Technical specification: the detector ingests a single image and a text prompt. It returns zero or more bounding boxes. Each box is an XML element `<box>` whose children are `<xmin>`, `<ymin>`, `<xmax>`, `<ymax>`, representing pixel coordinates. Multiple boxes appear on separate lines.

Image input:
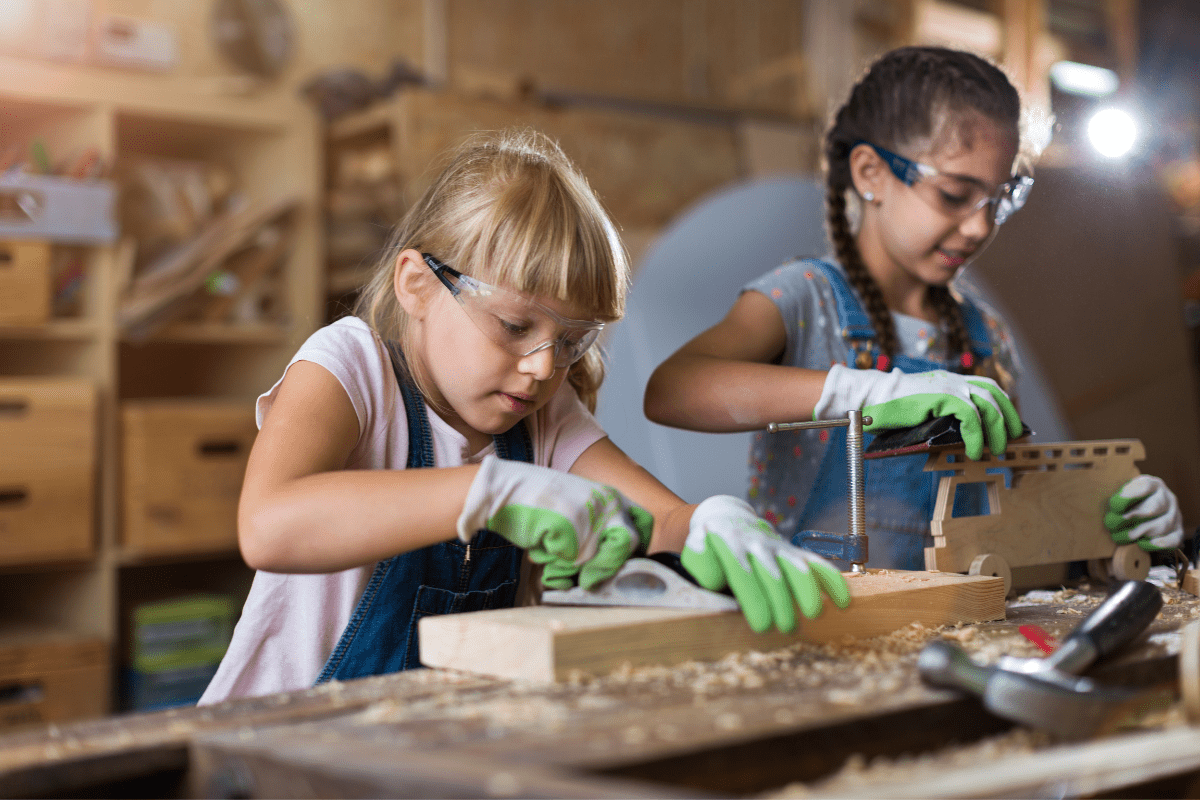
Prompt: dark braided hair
<box><xmin>824</xmin><ymin>46</ymin><xmax>1020</xmax><ymax>372</ymax></box>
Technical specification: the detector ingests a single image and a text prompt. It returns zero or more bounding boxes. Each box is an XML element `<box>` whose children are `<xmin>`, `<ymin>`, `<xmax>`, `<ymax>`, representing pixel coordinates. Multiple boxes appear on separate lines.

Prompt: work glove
<box><xmin>680</xmin><ymin>495</ymin><xmax>851</xmax><ymax>633</ymax></box>
<box><xmin>814</xmin><ymin>364</ymin><xmax>1023</xmax><ymax>461</ymax></box>
<box><xmin>458</xmin><ymin>454</ymin><xmax>653</xmax><ymax>590</ymax></box>
<box><xmin>1104</xmin><ymin>475</ymin><xmax>1183</xmax><ymax>552</ymax></box>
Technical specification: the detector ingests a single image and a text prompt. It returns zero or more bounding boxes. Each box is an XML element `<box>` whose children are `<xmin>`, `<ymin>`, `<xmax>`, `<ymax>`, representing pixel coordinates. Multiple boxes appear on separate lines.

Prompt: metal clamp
<box><xmin>767</xmin><ymin>411</ymin><xmax>871</xmax><ymax>572</ymax></box>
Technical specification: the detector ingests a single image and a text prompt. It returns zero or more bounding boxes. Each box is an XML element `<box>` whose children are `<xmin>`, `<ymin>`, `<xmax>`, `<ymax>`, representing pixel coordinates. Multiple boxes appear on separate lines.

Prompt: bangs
<box><xmin>447</xmin><ymin>156</ymin><xmax>628</xmax><ymax>322</ymax></box>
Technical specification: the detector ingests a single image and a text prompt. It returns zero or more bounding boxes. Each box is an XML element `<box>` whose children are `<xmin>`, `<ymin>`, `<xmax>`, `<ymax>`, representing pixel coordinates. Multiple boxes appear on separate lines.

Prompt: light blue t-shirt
<box><xmin>741</xmin><ymin>257</ymin><xmax>1020</xmax><ymax>542</ymax></box>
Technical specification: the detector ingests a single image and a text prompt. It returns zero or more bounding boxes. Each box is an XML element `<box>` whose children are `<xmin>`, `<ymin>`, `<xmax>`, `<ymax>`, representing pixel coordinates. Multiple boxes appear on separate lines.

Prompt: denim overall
<box><xmin>315</xmin><ymin>357</ymin><xmax>532</xmax><ymax>682</ymax></box>
<box><xmin>792</xmin><ymin>259</ymin><xmax>994</xmax><ymax>570</ymax></box>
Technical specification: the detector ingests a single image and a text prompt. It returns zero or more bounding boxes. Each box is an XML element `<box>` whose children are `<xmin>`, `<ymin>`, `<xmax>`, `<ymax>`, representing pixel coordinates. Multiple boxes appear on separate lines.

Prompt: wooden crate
<box><xmin>121</xmin><ymin>400</ymin><xmax>257</xmax><ymax>556</ymax></box>
<box><xmin>0</xmin><ymin>240</ymin><xmax>51</xmax><ymax>325</ymax></box>
<box><xmin>0</xmin><ymin>629</ymin><xmax>109</xmax><ymax>732</ymax></box>
<box><xmin>0</xmin><ymin>378</ymin><xmax>97</xmax><ymax>565</ymax></box>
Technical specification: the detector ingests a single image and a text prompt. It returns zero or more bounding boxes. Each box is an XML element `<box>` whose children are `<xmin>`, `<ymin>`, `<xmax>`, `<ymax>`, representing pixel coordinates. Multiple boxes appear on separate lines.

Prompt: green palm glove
<box><xmin>680</xmin><ymin>495</ymin><xmax>850</xmax><ymax>633</ymax></box>
<box><xmin>814</xmin><ymin>364</ymin><xmax>1022</xmax><ymax>460</ymax></box>
<box><xmin>1104</xmin><ymin>475</ymin><xmax>1183</xmax><ymax>552</ymax></box>
<box><xmin>458</xmin><ymin>455</ymin><xmax>654</xmax><ymax>589</ymax></box>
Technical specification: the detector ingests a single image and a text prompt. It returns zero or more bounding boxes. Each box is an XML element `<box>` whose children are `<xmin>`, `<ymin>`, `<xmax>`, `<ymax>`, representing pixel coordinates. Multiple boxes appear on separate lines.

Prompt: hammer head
<box><xmin>918</xmin><ymin>640</ymin><xmax>1169</xmax><ymax>739</ymax></box>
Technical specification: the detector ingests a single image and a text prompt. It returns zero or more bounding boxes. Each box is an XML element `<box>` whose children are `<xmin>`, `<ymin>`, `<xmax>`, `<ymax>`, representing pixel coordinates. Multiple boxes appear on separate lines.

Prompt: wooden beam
<box><xmin>419</xmin><ymin>570</ymin><xmax>1005</xmax><ymax>682</ymax></box>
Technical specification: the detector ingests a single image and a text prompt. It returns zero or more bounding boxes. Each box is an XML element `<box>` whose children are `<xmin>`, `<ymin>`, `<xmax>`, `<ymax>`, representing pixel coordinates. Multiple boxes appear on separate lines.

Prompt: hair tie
<box><xmin>875</xmin><ymin>354</ymin><xmax>891</xmax><ymax>371</ymax></box>
<box><xmin>960</xmin><ymin>352</ymin><xmax>975</xmax><ymax>370</ymax></box>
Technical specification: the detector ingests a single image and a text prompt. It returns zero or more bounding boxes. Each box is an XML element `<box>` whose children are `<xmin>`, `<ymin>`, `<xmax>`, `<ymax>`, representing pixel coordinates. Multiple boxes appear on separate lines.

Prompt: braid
<box><xmin>826</xmin><ymin>185</ymin><xmax>899</xmax><ymax>360</ymax></box>
<box><xmin>822</xmin><ymin>46</ymin><xmax>1020</xmax><ymax>368</ymax></box>
<box><xmin>928</xmin><ymin>285</ymin><xmax>971</xmax><ymax>367</ymax></box>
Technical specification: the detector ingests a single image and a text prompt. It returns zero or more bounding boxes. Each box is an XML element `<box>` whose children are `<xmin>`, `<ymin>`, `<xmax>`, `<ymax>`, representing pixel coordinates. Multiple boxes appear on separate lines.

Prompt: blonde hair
<box><xmin>354</xmin><ymin>128</ymin><xmax>629</xmax><ymax>412</ymax></box>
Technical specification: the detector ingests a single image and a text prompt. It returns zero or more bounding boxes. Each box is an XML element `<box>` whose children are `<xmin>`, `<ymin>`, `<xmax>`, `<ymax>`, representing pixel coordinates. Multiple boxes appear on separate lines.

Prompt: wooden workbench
<box><xmin>2</xmin><ymin>578</ymin><xmax>1199</xmax><ymax>799</ymax></box>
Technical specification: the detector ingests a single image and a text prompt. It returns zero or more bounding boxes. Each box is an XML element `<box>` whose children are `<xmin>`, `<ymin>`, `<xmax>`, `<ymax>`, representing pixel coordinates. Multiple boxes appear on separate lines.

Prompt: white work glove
<box><xmin>680</xmin><ymin>496</ymin><xmax>850</xmax><ymax>633</ymax></box>
<box><xmin>1104</xmin><ymin>475</ymin><xmax>1184</xmax><ymax>552</ymax></box>
<box><xmin>814</xmin><ymin>364</ymin><xmax>1023</xmax><ymax>461</ymax></box>
<box><xmin>458</xmin><ymin>454</ymin><xmax>653</xmax><ymax>590</ymax></box>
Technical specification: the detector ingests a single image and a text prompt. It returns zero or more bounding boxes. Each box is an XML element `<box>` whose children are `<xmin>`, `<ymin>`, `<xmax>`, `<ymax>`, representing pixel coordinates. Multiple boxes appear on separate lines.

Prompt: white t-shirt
<box><xmin>199</xmin><ymin>317</ymin><xmax>607</xmax><ymax>704</ymax></box>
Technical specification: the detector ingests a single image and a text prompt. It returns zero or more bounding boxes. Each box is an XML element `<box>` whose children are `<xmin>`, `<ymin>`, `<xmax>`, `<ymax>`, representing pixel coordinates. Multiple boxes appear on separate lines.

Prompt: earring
<box><xmin>862</xmin><ymin>191</ymin><xmax>875</xmax><ymax>202</ymax></box>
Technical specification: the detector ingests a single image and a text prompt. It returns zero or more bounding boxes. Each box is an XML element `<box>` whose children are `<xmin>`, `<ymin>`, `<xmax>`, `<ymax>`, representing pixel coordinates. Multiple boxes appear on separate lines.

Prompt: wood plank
<box><xmin>1184</xmin><ymin>569</ymin><xmax>1199</xmax><ymax>598</ymax></box>
<box><xmin>814</xmin><ymin>725</ymin><xmax>1200</xmax><ymax>799</ymax></box>
<box><xmin>419</xmin><ymin>570</ymin><xmax>1005</xmax><ymax>682</ymax></box>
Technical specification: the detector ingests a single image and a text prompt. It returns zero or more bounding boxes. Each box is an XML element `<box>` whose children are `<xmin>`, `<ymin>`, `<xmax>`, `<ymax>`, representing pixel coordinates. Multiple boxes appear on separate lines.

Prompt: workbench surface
<box><xmin>2</xmin><ymin>575</ymin><xmax>1199</xmax><ymax>799</ymax></box>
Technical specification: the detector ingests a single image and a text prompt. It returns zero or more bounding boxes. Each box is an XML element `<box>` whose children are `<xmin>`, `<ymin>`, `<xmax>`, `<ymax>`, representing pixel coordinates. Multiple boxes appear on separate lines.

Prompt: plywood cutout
<box><xmin>419</xmin><ymin>570</ymin><xmax>1005</xmax><ymax>682</ymax></box>
<box><xmin>925</xmin><ymin>439</ymin><xmax>1143</xmax><ymax>578</ymax></box>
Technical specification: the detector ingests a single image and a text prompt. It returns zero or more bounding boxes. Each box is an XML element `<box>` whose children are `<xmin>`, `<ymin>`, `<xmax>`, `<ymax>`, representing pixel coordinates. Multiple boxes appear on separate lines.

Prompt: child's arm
<box><xmin>644</xmin><ymin>290</ymin><xmax>829</xmax><ymax>432</ymax></box>
<box><xmin>569</xmin><ymin>438</ymin><xmax>849</xmax><ymax>631</ymax></box>
<box><xmin>238</xmin><ymin>360</ymin><xmax>479</xmax><ymax>573</ymax></box>
<box><xmin>647</xmin><ymin>290</ymin><xmax>1023</xmax><ymax>460</ymax></box>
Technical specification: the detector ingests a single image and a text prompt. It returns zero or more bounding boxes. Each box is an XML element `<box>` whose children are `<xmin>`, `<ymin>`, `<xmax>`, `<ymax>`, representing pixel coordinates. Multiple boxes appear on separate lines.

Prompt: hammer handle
<box><xmin>1050</xmin><ymin>580</ymin><xmax>1162</xmax><ymax>673</ymax></box>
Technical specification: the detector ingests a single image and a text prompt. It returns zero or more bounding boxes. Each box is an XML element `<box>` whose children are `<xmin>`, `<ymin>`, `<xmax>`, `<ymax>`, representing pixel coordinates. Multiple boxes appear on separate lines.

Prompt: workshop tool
<box><xmin>768</xmin><ymin>409</ymin><xmax>869</xmax><ymax>571</ymax></box>
<box><xmin>918</xmin><ymin>580</ymin><xmax>1167</xmax><ymax>738</ymax></box>
<box><xmin>864</xmin><ymin>414</ymin><xmax>1033</xmax><ymax>459</ymax></box>
<box><xmin>542</xmin><ymin>553</ymin><xmax>740</xmax><ymax>611</ymax></box>
<box><xmin>998</xmin><ymin>579</ymin><xmax>1162</xmax><ymax>676</ymax></box>
<box><xmin>918</xmin><ymin>639</ymin><xmax>1168</xmax><ymax>739</ymax></box>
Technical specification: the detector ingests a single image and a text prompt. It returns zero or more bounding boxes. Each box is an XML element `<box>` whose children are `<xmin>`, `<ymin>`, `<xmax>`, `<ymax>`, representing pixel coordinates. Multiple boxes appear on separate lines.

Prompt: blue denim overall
<box><xmin>315</xmin><ymin>361</ymin><xmax>532</xmax><ymax>682</ymax></box>
<box><xmin>792</xmin><ymin>259</ymin><xmax>994</xmax><ymax>570</ymax></box>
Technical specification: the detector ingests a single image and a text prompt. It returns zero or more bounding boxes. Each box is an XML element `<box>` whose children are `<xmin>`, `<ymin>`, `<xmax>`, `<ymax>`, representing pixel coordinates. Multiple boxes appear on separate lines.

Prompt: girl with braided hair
<box><xmin>646</xmin><ymin>46</ymin><xmax>1183</xmax><ymax>569</ymax></box>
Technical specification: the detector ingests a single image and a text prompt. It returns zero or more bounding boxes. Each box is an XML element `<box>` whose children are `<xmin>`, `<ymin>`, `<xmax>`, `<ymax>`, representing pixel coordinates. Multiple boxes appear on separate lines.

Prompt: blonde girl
<box><xmin>201</xmin><ymin>129</ymin><xmax>849</xmax><ymax>704</ymax></box>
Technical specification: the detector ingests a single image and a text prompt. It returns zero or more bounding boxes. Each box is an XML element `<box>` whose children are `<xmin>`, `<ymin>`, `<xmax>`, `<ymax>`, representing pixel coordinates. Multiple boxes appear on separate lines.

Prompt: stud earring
<box><xmin>862</xmin><ymin>191</ymin><xmax>875</xmax><ymax>202</ymax></box>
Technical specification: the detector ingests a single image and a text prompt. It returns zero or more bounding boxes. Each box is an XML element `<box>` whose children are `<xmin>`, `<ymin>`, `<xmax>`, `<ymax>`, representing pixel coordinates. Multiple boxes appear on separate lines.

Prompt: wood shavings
<box><xmin>763</xmin><ymin>728</ymin><xmax>1054</xmax><ymax>798</ymax></box>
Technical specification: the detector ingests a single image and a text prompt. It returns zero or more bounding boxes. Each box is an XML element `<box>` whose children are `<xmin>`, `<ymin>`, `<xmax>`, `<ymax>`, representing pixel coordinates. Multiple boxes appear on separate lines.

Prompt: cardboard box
<box><xmin>0</xmin><ymin>629</ymin><xmax>109</xmax><ymax>732</ymax></box>
<box><xmin>121</xmin><ymin>400</ymin><xmax>256</xmax><ymax>556</ymax></box>
<box><xmin>0</xmin><ymin>378</ymin><xmax>97</xmax><ymax>564</ymax></box>
<box><xmin>0</xmin><ymin>240</ymin><xmax>51</xmax><ymax>325</ymax></box>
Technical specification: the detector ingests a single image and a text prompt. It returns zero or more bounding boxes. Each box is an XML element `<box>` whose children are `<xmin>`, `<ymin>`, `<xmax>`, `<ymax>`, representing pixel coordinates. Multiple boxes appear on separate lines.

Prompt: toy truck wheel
<box><xmin>1110</xmin><ymin>543</ymin><xmax>1151</xmax><ymax>581</ymax></box>
<box><xmin>969</xmin><ymin>553</ymin><xmax>1012</xmax><ymax>596</ymax></box>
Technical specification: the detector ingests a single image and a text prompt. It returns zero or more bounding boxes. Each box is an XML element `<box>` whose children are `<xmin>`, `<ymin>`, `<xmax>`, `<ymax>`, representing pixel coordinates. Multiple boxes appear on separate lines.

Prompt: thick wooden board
<box><xmin>926</xmin><ymin>440</ymin><xmax>1142</xmax><ymax>573</ymax></box>
<box><xmin>1184</xmin><ymin>569</ymin><xmax>1199</xmax><ymax>598</ymax></box>
<box><xmin>419</xmin><ymin>570</ymin><xmax>1005</xmax><ymax>682</ymax></box>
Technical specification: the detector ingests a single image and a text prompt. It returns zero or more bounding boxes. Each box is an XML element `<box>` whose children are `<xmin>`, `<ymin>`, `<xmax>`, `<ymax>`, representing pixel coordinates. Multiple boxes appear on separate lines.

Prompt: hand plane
<box><xmin>541</xmin><ymin>552</ymin><xmax>739</xmax><ymax>611</ymax></box>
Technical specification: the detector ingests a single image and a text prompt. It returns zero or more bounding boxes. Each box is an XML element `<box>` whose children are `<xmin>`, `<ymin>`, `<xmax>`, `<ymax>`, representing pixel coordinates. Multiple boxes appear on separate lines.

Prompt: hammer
<box><xmin>918</xmin><ymin>581</ymin><xmax>1168</xmax><ymax>739</ymax></box>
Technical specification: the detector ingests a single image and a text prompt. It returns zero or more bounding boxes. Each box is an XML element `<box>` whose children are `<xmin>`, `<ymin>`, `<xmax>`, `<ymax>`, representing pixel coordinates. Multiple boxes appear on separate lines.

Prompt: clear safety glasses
<box><xmin>423</xmin><ymin>253</ymin><xmax>604</xmax><ymax>368</ymax></box>
<box><xmin>858</xmin><ymin>141</ymin><xmax>1034</xmax><ymax>226</ymax></box>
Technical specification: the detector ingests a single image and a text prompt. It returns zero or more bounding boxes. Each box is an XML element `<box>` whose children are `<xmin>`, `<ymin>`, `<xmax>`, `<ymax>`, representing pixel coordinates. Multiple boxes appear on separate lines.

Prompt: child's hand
<box><xmin>458</xmin><ymin>455</ymin><xmax>653</xmax><ymax>590</ymax></box>
<box><xmin>815</xmin><ymin>364</ymin><xmax>1023</xmax><ymax>460</ymax></box>
<box><xmin>1105</xmin><ymin>475</ymin><xmax>1183</xmax><ymax>552</ymax></box>
<box><xmin>681</xmin><ymin>495</ymin><xmax>850</xmax><ymax>633</ymax></box>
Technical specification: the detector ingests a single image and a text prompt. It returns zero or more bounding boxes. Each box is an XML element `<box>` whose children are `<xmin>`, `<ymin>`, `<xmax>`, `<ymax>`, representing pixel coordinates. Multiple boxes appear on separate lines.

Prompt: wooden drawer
<box><xmin>0</xmin><ymin>240</ymin><xmax>51</xmax><ymax>325</ymax></box>
<box><xmin>0</xmin><ymin>630</ymin><xmax>109</xmax><ymax>732</ymax></box>
<box><xmin>0</xmin><ymin>378</ymin><xmax>97</xmax><ymax>565</ymax></box>
<box><xmin>122</xmin><ymin>400</ymin><xmax>257</xmax><ymax>556</ymax></box>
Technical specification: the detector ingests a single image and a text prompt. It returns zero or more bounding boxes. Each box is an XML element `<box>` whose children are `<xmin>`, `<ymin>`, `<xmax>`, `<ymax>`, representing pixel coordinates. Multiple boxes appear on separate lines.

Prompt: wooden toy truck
<box><xmin>923</xmin><ymin>439</ymin><xmax>1149</xmax><ymax>594</ymax></box>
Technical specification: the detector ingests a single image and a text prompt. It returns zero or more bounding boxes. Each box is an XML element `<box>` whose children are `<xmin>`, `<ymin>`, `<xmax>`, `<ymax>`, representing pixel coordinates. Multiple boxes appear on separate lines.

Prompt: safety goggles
<box><xmin>857</xmin><ymin>141</ymin><xmax>1034</xmax><ymax>226</ymax></box>
<box><xmin>423</xmin><ymin>253</ymin><xmax>604</xmax><ymax>368</ymax></box>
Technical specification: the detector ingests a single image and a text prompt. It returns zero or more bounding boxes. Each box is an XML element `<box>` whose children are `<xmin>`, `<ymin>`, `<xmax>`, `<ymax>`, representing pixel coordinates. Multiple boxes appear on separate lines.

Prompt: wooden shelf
<box><xmin>0</xmin><ymin>319</ymin><xmax>101</xmax><ymax>341</ymax></box>
<box><xmin>0</xmin><ymin>52</ymin><xmax>321</xmax><ymax>724</ymax></box>
<box><xmin>124</xmin><ymin>322</ymin><xmax>290</xmax><ymax>345</ymax></box>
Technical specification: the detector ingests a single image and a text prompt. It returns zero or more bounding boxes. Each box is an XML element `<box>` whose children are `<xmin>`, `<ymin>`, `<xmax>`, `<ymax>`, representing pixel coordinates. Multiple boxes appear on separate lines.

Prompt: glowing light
<box><xmin>1050</xmin><ymin>61</ymin><xmax>1120</xmax><ymax>97</ymax></box>
<box><xmin>1087</xmin><ymin>108</ymin><xmax>1137</xmax><ymax>158</ymax></box>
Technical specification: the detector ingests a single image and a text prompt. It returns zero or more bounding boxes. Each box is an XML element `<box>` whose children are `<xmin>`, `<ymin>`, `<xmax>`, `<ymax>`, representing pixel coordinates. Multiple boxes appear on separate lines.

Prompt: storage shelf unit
<box><xmin>0</xmin><ymin>54</ymin><xmax>321</xmax><ymax>723</ymax></box>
